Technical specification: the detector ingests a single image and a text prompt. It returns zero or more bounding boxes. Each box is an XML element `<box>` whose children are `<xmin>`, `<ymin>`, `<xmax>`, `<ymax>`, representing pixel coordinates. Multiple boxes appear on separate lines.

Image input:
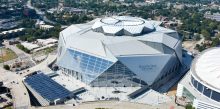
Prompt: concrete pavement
<box><xmin>31</xmin><ymin>100</ymin><xmax>184</xmax><ymax>109</ymax></box>
<box><xmin>22</xmin><ymin>53</ymin><xmax>57</xmax><ymax>76</ymax></box>
<box><xmin>1</xmin><ymin>43</ymin><xmax>36</xmax><ymax>68</ymax></box>
<box><xmin>0</xmin><ymin>53</ymin><xmax>57</xmax><ymax>109</ymax></box>
<box><xmin>0</xmin><ymin>67</ymin><xmax>30</xmax><ymax>109</ymax></box>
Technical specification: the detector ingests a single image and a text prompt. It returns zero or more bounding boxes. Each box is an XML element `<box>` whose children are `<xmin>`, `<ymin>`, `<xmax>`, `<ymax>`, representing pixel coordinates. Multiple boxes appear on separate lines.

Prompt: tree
<box><xmin>16</xmin><ymin>44</ymin><xmax>30</xmax><ymax>53</ymax></box>
<box><xmin>201</xmin><ymin>29</ymin><xmax>211</xmax><ymax>40</ymax></box>
<box><xmin>212</xmin><ymin>37</ymin><xmax>220</xmax><ymax>47</ymax></box>
<box><xmin>194</xmin><ymin>34</ymin><xmax>201</xmax><ymax>41</ymax></box>
<box><xmin>216</xmin><ymin>33</ymin><xmax>220</xmax><ymax>38</ymax></box>
<box><xmin>217</xmin><ymin>25</ymin><xmax>220</xmax><ymax>31</ymax></box>
<box><xmin>185</xmin><ymin>104</ymin><xmax>195</xmax><ymax>109</ymax></box>
<box><xmin>208</xmin><ymin>22</ymin><xmax>217</xmax><ymax>30</ymax></box>
<box><xmin>3</xmin><ymin>65</ymin><xmax>10</xmax><ymax>70</ymax></box>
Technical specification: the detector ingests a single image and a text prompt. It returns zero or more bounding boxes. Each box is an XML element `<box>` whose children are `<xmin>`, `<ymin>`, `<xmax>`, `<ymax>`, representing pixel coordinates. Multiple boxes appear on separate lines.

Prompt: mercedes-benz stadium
<box><xmin>176</xmin><ymin>47</ymin><xmax>220</xmax><ymax>108</ymax></box>
<box><xmin>56</xmin><ymin>16</ymin><xmax>182</xmax><ymax>88</ymax></box>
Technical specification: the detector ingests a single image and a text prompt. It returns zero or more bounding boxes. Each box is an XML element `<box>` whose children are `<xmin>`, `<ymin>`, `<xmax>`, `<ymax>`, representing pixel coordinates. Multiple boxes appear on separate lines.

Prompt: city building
<box><xmin>37</xmin><ymin>38</ymin><xmax>58</xmax><ymax>46</ymax></box>
<box><xmin>58</xmin><ymin>7</ymin><xmax>86</xmax><ymax>14</ymax></box>
<box><xmin>35</xmin><ymin>19</ymin><xmax>45</xmax><ymax>28</ymax></box>
<box><xmin>35</xmin><ymin>20</ymin><xmax>54</xmax><ymax>31</ymax></box>
<box><xmin>0</xmin><ymin>28</ymin><xmax>24</xmax><ymax>39</ymax></box>
<box><xmin>21</xmin><ymin>42</ymin><xmax>39</xmax><ymax>50</ymax></box>
<box><xmin>176</xmin><ymin>47</ymin><xmax>220</xmax><ymax>109</ymax></box>
<box><xmin>204</xmin><ymin>12</ymin><xmax>220</xmax><ymax>22</ymax></box>
<box><xmin>145</xmin><ymin>0</ymin><xmax>160</xmax><ymax>4</ymax></box>
<box><xmin>56</xmin><ymin>16</ymin><xmax>182</xmax><ymax>89</ymax></box>
<box><xmin>24</xmin><ymin>72</ymin><xmax>74</xmax><ymax>106</ymax></box>
<box><xmin>39</xmin><ymin>25</ymin><xmax>54</xmax><ymax>31</ymax></box>
<box><xmin>173</xmin><ymin>4</ymin><xmax>185</xmax><ymax>10</ymax></box>
<box><xmin>0</xmin><ymin>19</ymin><xmax>18</xmax><ymax>30</ymax></box>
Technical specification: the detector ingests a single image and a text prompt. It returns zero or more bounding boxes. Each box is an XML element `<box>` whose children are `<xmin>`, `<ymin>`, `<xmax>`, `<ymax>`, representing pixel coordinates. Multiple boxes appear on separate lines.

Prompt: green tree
<box><xmin>201</xmin><ymin>29</ymin><xmax>210</xmax><ymax>37</ymax></box>
<box><xmin>208</xmin><ymin>22</ymin><xmax>217</xmax><ymax>30</ymax></box>
<box><xmin>194</xmin><ymin>34</ymin><xmax>201</xmax><ymax>41</ymax></box>
<box><xmin>16</xmin><ymin>44</ymin><xmax>30</xmax><ymax>53</ymax></box>
<box><xmin>217</xmin><ymin>25</ymin><xmax>220</xmax><ymax>31</ymax></box>
<box><xmin>185</xmin><ymin>104</ymin><xmax>195</xmax><ymax>109</ymax></box>
<box><xmin>212</xmin><ymin>37</ymin><xmax>220</xmax><ymax>47</ymax></box>
<box><xmin>201</xmin><ymin>29</ymin><xmax>211</xmax><ymax>40</ymax></box>
<box><xmin>3</xmin><ymin>64</ymin><xmax>10</xmax><ymax>70</ymax></box>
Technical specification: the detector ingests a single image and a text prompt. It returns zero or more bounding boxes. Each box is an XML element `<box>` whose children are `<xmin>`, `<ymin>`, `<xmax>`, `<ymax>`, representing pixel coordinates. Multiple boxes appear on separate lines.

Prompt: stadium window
<box><xmin>172</xmin><ymin>66</ymin><xmax>175</xmax><ymax>73</ymax></box>
<box><xmin>203</xmin><ymin>86</ymin><xmax>211</xmax><ymax>98</ymax></box>
<box><xmin>211</xmin><ymin>91</ymin><xmax>220</xmax><ymax>102</ymax></box>
<box><xmin>197</xmin><ymin>82</ymin><xmax>203</xmax><ymax>93</ymax></box>
<box><xmin>193</xmin><ymin>78</ymin><xmax>198</xmax><ymax>89</ymax></box>
<box><xmin>191</xmin><ymin>76</ymin><xmax>194</xmax><ymax>85</ymax></box>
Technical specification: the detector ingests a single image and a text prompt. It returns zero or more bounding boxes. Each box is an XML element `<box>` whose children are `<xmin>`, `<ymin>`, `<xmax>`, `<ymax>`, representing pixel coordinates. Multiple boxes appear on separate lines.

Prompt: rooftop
<box><xmin>21</xmin><ymin>42</ymin><xmax>39</xmax><ymax>50</ymax></box>
<box><xmin>191</xmin><ymin>47</ymin><xmax>220</xmax><ymax>92</ymax></box>
<box><xmin>59</xmin><ymin>16</ymin><xmax>180</xmax><ymax>62</ymax></box>
<box><xmin>92</xmin><ymin>16</ymin><xmax>156</xmax><ymax>36</ymax></box>
<box><xmin>179</xmin><ymin>72</ymin><xmax>220</xmax><ymax>107</ymax></box>
<box><xmin>0</xmin><ymin>28</ymin><xmax>24</xmax><ymax>35</ymax></box>
<box><xmin>24</xmin><ymin>73</ymin><xmax>71</xmax><ymax>102</ymax></box>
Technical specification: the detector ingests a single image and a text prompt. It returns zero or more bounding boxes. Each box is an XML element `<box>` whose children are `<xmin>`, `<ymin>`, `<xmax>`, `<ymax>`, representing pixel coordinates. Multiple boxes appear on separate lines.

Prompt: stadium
<box><xmin>176</xmin><ymin>47</ymin><xmax>220</xmax><ymax>108</ymax></box>
<box><xmin>56</xmin><ymin>16</ymin><xmax>182</xmax><ymax>89</ymax></box>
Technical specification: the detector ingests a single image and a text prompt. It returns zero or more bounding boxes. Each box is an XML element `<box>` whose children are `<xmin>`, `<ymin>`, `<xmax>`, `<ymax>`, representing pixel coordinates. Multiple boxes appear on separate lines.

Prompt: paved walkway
<box><xmin>31</xmin><ymin>100</ymin><xmax>184</xmax><ymax>109</ymax></box>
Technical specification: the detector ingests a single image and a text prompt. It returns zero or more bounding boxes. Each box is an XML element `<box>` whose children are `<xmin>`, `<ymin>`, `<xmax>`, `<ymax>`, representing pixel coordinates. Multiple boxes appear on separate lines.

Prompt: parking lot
<box><xmin>0</xmin><ymin>87</ymin><xmax>13</xmax><ymax>108</ymax></box>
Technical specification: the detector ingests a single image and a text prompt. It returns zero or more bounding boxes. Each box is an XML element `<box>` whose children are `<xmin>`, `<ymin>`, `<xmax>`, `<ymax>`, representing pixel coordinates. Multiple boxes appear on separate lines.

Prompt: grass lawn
<box><xmin>0</xmin><ymin>48</ymin><xmax>17</xmax><ymax>63</ymax></box>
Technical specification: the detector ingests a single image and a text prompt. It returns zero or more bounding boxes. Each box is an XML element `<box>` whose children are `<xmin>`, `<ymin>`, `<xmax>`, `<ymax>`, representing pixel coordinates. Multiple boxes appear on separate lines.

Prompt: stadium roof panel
<box><xmin>24</xmin><ymin>73</ymin><xmax>71</xmax><ymax>102</ymax></box>
<box><xmin>92</xmin><ymin>16</ymin><xmax>155</xmax><ymax>36</ymax></box>
<box><xmin>59</xmin><ymin>16</ymin><xmax>181</xmax><ymax>62</ymax></box>
<box><xmin>192</xmin><ymin>47</ymin><xmax>220</xmax><ymax>91</ymax></box>
<box><xmin>107</xmin><ymin>40</ymin><xmax>163</xmax><ymax>56</ymax></box>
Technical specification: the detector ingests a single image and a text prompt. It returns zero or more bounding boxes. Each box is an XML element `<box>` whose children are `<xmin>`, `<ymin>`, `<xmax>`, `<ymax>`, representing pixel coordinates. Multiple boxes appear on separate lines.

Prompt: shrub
<box><xmin>16</xmin><ymin>44</ymin><xmax>30</xmax><ymax>53</ymax></box>
<box><xmin>3</xmin><ymin>64</ymin><xmax>10</xmax><ymax>70</ymax></box>
<box><xmin>185</xmin><ymin>104</ymin><xmax>195</xmax><ymax>109</ymax></box>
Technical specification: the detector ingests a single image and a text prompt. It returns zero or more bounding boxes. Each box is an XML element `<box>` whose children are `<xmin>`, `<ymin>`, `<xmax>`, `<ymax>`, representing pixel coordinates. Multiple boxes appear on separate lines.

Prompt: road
<box><xmin>0</xmin><ymin>43</ymin><xmax>36</xmax><ymax>68</ymax></box>
<box><xmin>0</xmin><ymin>66</ymin><xmax>30</xmax><ymax>109</ymax></box>
<box><xmin>21</xmin><ymin>53</ymin><xmax>57</xmax><ymax>76</ymax></box>
<box><xmin>0</xmin><ymin>53</ymin><xmax>57</xmax><ymax>109</ymax></box>
<box><xmin>26</xmin><ymin>0</ymin><xmax>56</xmax><ymax>24</ymax></box>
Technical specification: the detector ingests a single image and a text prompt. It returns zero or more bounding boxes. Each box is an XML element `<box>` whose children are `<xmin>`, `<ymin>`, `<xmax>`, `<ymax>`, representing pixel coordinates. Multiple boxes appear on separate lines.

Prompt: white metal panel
<box><xmin>118</xmin><ymin>54</ymin><xmax>172</xmax><ymax>85</ymax></box>
<box><xmin>162</xmin><ymin>34</ymin><xmax>178</xmax><ymax>49</ymax></box>
<box><xmin>107</xmin><ymin>40</ymin><xmax>162</xmax><ymax>56</ymax></box>
<box><xmin>193</xmin><ymin>48</ymin><xmax>220</xmax><ymax>92</ymax></box>
<box><xmin>66</xmin><ymin>37</ymin><xmax>107</xmax><ymax>57</ymax></box>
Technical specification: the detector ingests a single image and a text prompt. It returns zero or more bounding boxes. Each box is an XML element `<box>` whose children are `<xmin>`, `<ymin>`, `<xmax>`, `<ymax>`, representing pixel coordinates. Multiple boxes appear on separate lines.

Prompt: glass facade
<box><xmin>61</xmin><ymin>49</ymin><xmax>148</xmax><ymax>87</ymax></box>
<box><xmin>68</xmin><ymin>49</ymin><xmax>114</xmax><ymax>84</ymax></box>
<box><xmin>191</xmin><ymin>75</ymin><xmax>220</xmax><ymax>102</ymax></box>
<box><xmin>182</xmin><ymin>87</ymin><xmax>195</xmax><ymax>102</ymax></box>
<box><xmin>90</xmin><ymin>61</ymin><xmax>147</xmax><ymax>87</ymax></box>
